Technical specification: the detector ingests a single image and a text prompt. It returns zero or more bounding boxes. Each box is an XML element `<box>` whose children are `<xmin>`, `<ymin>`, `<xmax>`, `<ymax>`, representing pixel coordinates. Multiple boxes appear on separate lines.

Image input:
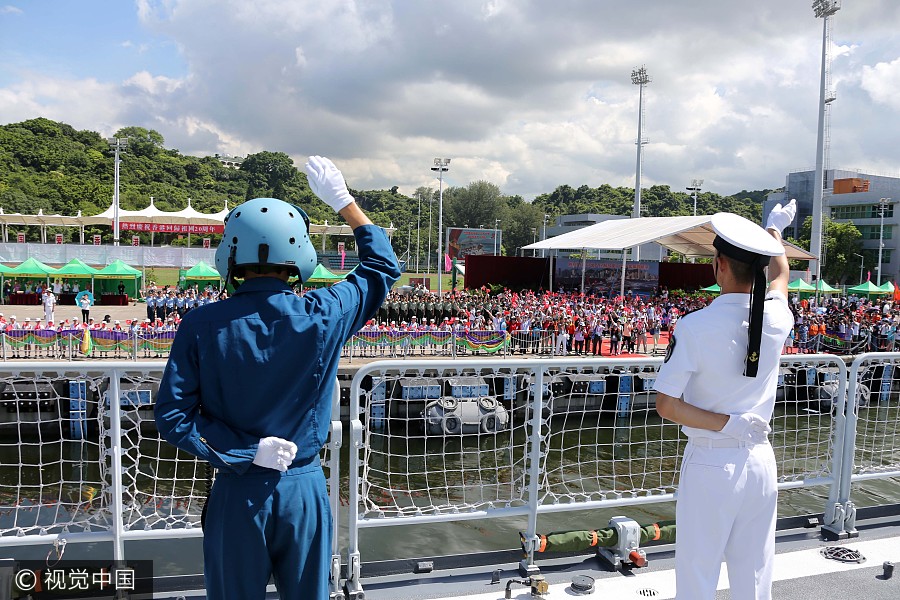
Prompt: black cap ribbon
<box><xmin>713</xmin><ymin>236</ymin><xmax>771</xmax><ymax>377</ymax></box>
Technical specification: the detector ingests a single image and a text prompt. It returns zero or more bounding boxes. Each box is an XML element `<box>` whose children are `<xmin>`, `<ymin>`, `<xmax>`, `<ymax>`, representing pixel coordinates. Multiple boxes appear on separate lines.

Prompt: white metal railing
<box><xmin>0</xmin><ymin>354</ymin><xmax>898</xmax><ymax>599</ymax></box>
<box><xmin>343</xmin><ymin>354</ymin><xmax>868</xmax><ymax>596</ymax></box>
<box><xmin>0</xmin><ymin>362</ymin><xmax>344</xmax><ymax>597</ymax></box>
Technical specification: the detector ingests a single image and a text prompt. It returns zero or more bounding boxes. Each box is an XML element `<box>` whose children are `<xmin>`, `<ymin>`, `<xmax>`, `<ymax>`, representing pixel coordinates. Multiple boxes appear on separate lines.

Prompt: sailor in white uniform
<box><xmin>653</xmin><ymin>200</ymin><xmax>796</xmax><ymax>600</ymax></box>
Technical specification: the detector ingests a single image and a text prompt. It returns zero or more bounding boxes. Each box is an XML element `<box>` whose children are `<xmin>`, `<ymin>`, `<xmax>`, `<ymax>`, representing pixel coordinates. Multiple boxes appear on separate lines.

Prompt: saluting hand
<box><xmin>766</xmin><ymin>198</ymin><xmax>797</xmax><ymax>234</ymax></box>
<box><xmin>304</xmin><ymin>155</ymin><xmax>355</xmax><ymax>213</ymax></box>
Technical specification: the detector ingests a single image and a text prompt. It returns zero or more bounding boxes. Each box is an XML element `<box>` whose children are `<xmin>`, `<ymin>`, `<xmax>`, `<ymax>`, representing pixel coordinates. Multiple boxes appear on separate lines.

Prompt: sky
<box><xmin>1</xmin><ymin>0</ymin><xmax>899</xmax><ymax>202</ymax></box>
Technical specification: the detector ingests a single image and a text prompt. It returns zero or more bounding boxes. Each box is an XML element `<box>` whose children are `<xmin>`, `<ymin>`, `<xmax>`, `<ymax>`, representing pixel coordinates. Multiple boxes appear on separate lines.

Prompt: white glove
<box><xmin>721</xmin><ymin>413</ymin><xmax>771</xmax><ymax>444</ymax></box>
<box><xmin>252</xmin><ymin>436</ymin><xmax>298</xmax><ymax>472</ymax></box>
<box><xmin>766</xmin><ymin>198</ymin><xmax>797</xmax><ymax>233</ymax></box>
<box><xmin>304</xmin><ymin>155</ymin><xmax>355</xmax><ymax>212</ymax></box>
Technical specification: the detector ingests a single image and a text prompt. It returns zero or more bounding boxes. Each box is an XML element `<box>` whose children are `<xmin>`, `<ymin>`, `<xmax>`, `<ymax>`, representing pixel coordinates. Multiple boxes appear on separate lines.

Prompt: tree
<box><xmin>792</xmin><ymin>216</ymin><xmax>863</xmax><ymax>283</ymax></box>
<box><xmin>240</xmin><ymin>151</ymin><xmax>297</xmax><ymax>200</ymax></box>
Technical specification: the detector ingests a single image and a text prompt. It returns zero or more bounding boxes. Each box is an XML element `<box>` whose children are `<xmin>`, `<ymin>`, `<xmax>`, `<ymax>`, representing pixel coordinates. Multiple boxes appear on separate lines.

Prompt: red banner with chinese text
<box><xmin>119</xmin><ymin>222</ymin><xmax>224</xmax><ymax>234</ymax></box>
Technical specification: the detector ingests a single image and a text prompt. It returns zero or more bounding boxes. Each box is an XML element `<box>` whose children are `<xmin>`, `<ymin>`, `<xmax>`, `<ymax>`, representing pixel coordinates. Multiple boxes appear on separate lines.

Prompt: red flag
<box><xmin>867</xmin><ymin>271</ymin><xmax>871</xmax><ymax>281</ymax></box>
<box><xmin>340</xmin><ymin>245</ymin><xmax>346</xmax><ymax>270</ymax></box>
<box><xmin>444</xmin><ymin>253</ymin><xmax>451</xmax><ymax>272</ymax></box>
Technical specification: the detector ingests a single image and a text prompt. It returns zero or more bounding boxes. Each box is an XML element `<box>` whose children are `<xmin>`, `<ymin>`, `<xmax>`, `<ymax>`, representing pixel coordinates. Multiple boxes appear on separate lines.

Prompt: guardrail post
<box><xmin>821</xmin><ymin>354</ymin><xmax>862</xmax><ymax>540</ymax></box>
<box><xmin>107</xmin><ymin>369</ymin><xmax>127</xmax><ymax>563</ymax></box>
<box><xmin>345</xmin><ymin>373</ymin><xmax>366</xmax><ymax>600</ymax></box>
<box><xmin>519</xmin><ymin>365</ymin><xmax>544</xmax><ymax>577</ymax></box>
<box><xmin>1</xmin><ymin>333</ymin><xmax>5</xmax><ymax>361</ymax></box>
<box><xmin>328</xmin><ymin>380</ymin><xmax>345</xmax><ymax>600</ymax></box>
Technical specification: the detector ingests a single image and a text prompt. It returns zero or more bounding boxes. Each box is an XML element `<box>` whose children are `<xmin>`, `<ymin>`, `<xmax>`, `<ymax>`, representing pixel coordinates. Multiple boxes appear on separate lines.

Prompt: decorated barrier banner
<box><xmin>352</xmin><ymin>330</ymin><xmax>509</xmax><ymax>354</ymax></box>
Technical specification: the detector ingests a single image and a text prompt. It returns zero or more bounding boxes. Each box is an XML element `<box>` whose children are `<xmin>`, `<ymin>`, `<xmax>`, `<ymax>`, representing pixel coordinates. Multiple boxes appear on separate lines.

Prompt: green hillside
<box><xmin>0</xmin><ymin>117</ymin><xmax>774</xmax><ymax>260</ymax></box>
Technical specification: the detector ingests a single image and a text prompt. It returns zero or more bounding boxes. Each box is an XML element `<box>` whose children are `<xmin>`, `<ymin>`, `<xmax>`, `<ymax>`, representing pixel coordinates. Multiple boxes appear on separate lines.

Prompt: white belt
<box><xmin>688</xmin><ymin>437</ymin><xmax>768</xmax><ymax>449</ymax></box>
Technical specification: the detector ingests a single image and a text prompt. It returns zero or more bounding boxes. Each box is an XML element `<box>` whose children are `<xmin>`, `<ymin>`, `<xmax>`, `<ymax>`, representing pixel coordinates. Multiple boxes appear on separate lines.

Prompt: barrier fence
<box><xmin>0</xmin><ymin>354</ymin><xmax>897</xmax><ymax>599</ymax></box>
<box><xmin>1</xmin><ymin>329</ymin><xmax>892</xmax><ymax>362</ymax></box>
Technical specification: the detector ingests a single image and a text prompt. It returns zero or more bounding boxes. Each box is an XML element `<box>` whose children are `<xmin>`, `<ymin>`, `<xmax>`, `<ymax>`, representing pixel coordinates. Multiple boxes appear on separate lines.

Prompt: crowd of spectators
<box><xmin>2</xmin><ymin>277</ymin><xmax>898</xmax><ymax>358</ymax></box>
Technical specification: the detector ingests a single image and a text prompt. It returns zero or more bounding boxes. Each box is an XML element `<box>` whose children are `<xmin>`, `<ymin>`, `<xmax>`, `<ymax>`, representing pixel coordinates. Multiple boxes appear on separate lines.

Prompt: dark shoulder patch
<box><xmin>664</xmin><ymin>335</ymin><xmax>677</xmax><ymax>363</ymax></box>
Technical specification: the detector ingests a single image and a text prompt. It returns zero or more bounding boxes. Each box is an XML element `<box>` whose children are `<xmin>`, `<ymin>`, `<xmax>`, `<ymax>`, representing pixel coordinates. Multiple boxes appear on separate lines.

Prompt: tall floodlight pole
<box><xmin>687</xmin><ymin>179</ymin><xmax>704</xmax><ymax>216</ymax></box>
<box><xmin>810</xmin><ymin>0</ymin><xmax>841</xmax><ymax>291</ymax></box>
<box><xmin>877</xmin><ymin>198</ymin><xmax>893</xmax><ymax>285</ymax></box>
<box><xmin>108</xmin><ymin>137</ymin><xmax>129</xmax><ymax>246</ymax></box>
<box><xmin>853</xmin><ymin>252</ymin><xmax>864</xmax><ymax>285</ymax></box>
<box><xmin>431</xmin><ymin>158</ymin><xmax>451</xmax><ymax>297</ymax></box>
<box><xmin>494</xmin><ymin>219</ymin><xmax>501</xmax><ymax>255</ymax></box>
<box><xmin>426</xmin><ymin>194</ymin><xmax>433</xmax><ymax>278</ymax></box>
<box><xmin>416</xmin><ymin>190</ymin><xmax>422</xmax><ymax>273</ymax></box>
<box><xmin>631</xmin><ymin>66</ymin><xmax>651</xmax><ymax>261</ymax></box>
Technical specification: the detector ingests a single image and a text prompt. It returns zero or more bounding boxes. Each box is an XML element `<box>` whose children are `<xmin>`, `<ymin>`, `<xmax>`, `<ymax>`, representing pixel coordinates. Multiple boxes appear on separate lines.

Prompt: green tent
<box><xmin>700</xmin><ymin>283</ymin><xmax>720</xmax><ymax>293</ymax></box>
<box><xmin>8</xmin><ymin>257</ymin><xmax>57</xmax><ymax>277</ymax></box>
<box><xmin>878</xmin><ymin>281</ymin><xmax>895</xmax><ymax>294</ymax></box>
<box><xmin>787</xmin><ymin>278</ymin><xmax>816</xmax><ymax>292</ymax></box>
<box><xmin>184</xmin><ymin>261</ymin><xmax>221</xmax><ymax>280</ymax></box>
<box><xmin>53</xmin><ymin>258</ymin><xmax>99</xmax><ymax>277</ymax></box>
<box><xmin>306</xmin><ymin>264</ymin><xmax>346</xmax><ymax>287</ymax></box>
<box><xmin>848</xmin><ymin>280</ymin><xmax>891</xmax><ymax>296</ymax></box>
<box><xmin>93</xmin><ymin>260</ymin><xmax>142</xmax><ymax>297</ymax></box>
<box><xmin>813</xmin><ymin>280</ymin><xmax>840</xmax><ymax>294</ymax></box>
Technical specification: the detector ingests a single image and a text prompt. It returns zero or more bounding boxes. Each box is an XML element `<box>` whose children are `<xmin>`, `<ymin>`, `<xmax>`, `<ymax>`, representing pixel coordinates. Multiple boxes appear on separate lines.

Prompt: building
<box><xmin>764</xmin><ymin>169</ymin><xmax>900</xmax><ymax>282</ymax></box>
<box><xmin>215</xmin><ymin>154</ymin><xmax>245</xmax><ymax>169</ymax></box>
<box><xmin>543</xmin><ymin>213</ymin><xmax>665</xmax><ymax>261</ymax></box>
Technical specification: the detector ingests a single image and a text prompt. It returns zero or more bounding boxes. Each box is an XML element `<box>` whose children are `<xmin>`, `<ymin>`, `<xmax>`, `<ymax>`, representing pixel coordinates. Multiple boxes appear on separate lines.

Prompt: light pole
<box><xmin>415</xmin><ymin>190</ymin><xmax>422</xmax><ymax>273</ymax></box>
<box><xmin>431</xmin><ymin>158</ymin><xmax>450</xmax><ymax>297</ymax></box>
<box><xmin>108</xmin><ymin>137</ymin><xmax>129</xmax><ymax>246</ymax></box>
<box><xmin>853</xmin><ymin>252</ymin><xmax>864</xmax><ymax>284</ymax></box>
<box><xmin>494</xmin><ymin>219</ymin><xmax>501</xmax><ymax>255</ymax></box>
<box><xmin>631</xmin><ymin>66</ymin><xmax>651</xmax><ymax>261</ymax></box>
<box><xmin>810</xmin><ymin>0</ymin><xmax>841</xmax><ymax>285</ymax></box>
<box><xmin>877</xmin><ymin>197</ymin><xmax>893</xmax><ymax>286</ymax></box>
<box><xmin>687</xmin><ymin>179</ymin><xmax>703</xmax><ymax>216</ymax></box>
<box><xmin>542</xmin><ymin>214</ymin><xmax>550</xmax><ymax>258</ymax></box>
<box><xmin>426</xmin><ymin>193</ymin><xmax>433</xmax><ymax>278</ymax></box>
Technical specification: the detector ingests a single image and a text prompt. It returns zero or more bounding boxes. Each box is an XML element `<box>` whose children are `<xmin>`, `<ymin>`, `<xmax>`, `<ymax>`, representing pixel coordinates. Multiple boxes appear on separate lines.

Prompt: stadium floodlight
<box><xmin>107</xmin><ymin>137</ymin><xmax>129</xmax><ymax>246</ymax></box>
<box><xmin>631</xmin><ymin>66</ymin><xmax>651</xmax><ymax>260</ymax></box>
<box><xmin>686</xmin><ymin>179</ymin><xmax>704</xmax><ymax>216</ymax></box>
<box><xmin>431</xmin><ymin>158</ymin><xmax>451</xmax><ymax>297</ymax></box>
<box><xmin>812</xmin><ymin>0</ymin><xmax>841</xmax><ymax>18</ymax></box>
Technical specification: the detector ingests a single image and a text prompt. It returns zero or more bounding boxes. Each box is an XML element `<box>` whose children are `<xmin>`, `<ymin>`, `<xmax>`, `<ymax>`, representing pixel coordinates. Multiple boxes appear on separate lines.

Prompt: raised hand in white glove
<box><xmin>304</xmin><ymin>155</ymin><xmax>355</xmax><ymax>213</ymax></box>
<box><xmin>720</xmin><ymin>413</ymin><xmax>771</xmax><ymax>444</ymax></box>
<box><xmin>766</xmin><ymin>198</ymin><xmax>797</xmax><ymax>234</ymax></box>
<box><xmin>252</xmin><ymin>436</ymin><xmax>298</xmax><ymax>472</ymax></box>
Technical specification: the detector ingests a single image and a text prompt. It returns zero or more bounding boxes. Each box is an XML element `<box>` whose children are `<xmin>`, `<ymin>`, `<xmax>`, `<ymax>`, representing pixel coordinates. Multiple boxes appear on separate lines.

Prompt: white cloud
<box><xmin>0</xmin><ymin>5</ymin><xmax>22</xmax><ymax>15</ymax></box>
<box><xmin>2</xmin><ymin>0</ymin><xmax>899</xmax><ymax>201</ymax></box>
<box><xmin>860</xmin><ymin>57</ymin><xmax>900</xmax><ymax>110</ymax></box>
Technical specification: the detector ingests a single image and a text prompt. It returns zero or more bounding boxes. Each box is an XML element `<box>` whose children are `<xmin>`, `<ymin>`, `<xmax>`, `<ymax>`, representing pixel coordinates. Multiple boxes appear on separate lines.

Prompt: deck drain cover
<box><xmin>570</xmin><ymin>575</ymin><xmax>595</xmax><ymax>594</ymax></box>
<box><xmin>820</xmin><ymin>546</ymin><xmax>866</xmax><ymax>564</ymax></box>
<box><xmin>636</xmin><ymin>589</ymin><xmax>659</xmax><ymax>597</ymax></box>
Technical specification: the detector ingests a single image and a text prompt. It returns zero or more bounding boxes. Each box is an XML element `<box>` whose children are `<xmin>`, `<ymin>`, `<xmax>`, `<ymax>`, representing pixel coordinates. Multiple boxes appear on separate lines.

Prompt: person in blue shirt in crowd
<box><xmin>154</xmin><ymin>156</ymin><xmax>400</xmax><ymax>600</ymax></box>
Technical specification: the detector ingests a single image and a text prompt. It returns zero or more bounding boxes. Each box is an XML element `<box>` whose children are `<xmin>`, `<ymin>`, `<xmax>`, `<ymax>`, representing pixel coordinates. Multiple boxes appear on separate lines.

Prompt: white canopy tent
<box><xmin>523</xmin><ymin>215</ymin><xmax>816</xmax><ymax>295</ymax></box>
<box><xmin>1</xmin><ymin>200</ymin><xmax>395</xmax><ymax>247</ymax></box>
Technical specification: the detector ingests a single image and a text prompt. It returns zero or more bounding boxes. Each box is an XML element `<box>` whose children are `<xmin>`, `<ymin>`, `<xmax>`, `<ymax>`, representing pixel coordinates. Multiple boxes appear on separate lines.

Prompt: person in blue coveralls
<box><xmin>154</xmin><ymin>156</ymin><xmax>400</xmax><ymax>600</ymax></box>
<box><xmin>653</xmin><ymin>200</ymin><xmax>796</xmax><ymax>600</ymax></box>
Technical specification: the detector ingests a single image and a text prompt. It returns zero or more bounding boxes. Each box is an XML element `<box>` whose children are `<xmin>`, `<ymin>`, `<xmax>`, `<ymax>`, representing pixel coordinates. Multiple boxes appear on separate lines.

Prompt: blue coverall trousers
<box><xmin>203</xmin><ymin>460</ymin><xmax>332</xmax><ymax>600</ymax></box>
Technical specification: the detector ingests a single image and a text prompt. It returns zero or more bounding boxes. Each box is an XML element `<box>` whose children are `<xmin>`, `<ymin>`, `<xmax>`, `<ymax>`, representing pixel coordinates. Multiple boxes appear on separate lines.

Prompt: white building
<box><xmin>764</xmin><ymin>169</ymin><xmax>900</xmax><ymax>282</ymax></box>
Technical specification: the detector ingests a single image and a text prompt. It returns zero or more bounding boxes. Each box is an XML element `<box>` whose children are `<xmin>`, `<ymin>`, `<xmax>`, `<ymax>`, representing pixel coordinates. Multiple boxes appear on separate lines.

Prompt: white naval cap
<box><xmin>711</xmin><ymin>212</ymin><xmax>784</xmax><ymax>259</ymax></box>
<box><xmin>710</xmin><ymin>212</ymin><xmax>783</xmax><ymax>378</ymax></box>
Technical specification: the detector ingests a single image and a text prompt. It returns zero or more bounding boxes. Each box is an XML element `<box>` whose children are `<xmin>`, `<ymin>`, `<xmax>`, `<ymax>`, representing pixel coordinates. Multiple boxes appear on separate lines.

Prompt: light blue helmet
<box><xmin>215</xmin><ymin>198</ymin><xmax>317</xmax><ymax>284</ymax></box>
